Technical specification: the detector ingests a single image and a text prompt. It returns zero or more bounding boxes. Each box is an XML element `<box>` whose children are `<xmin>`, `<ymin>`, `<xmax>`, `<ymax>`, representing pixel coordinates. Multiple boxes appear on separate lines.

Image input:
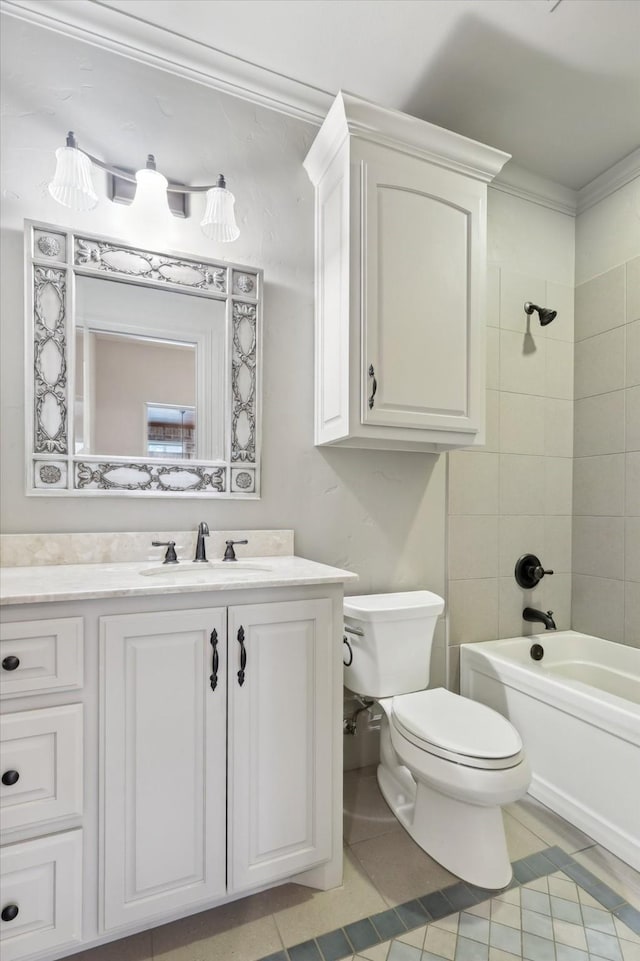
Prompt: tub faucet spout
<box><xmin>523</xmin><ymin>607</ymin><xmax>556</xmax><ymax>631</ymax></box>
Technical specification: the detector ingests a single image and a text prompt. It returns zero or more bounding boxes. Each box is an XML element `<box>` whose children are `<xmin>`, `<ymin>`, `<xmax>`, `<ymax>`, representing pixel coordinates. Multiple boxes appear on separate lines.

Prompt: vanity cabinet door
<box><xmin>100</xmin><ymin>608</ymin><xmax>227</xmax><ymax>930</ymax></box>
<box><xmin>227</xmin><ymin>599</ymin><xmax>333</xmax><ymax>892</ymax></box>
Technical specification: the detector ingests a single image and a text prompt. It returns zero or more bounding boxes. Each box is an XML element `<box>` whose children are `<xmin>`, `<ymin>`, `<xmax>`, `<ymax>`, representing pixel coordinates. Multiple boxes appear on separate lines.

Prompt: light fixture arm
<box><xmin>66</xmin><ymin>132</ymin><xmax>226</xmax><ymax>194</ymax></box>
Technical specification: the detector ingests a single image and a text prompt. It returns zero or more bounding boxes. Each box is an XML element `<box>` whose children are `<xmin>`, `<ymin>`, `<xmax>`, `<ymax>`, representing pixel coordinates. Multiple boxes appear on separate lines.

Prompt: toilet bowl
<box><xmin>344</xmin><ymin>592</ymin><xmax>530</xmax><ymax>888</ymax></box>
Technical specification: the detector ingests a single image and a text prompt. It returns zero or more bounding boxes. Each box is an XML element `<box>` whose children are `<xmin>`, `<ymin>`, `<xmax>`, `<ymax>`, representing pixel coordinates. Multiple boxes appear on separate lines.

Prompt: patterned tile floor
<box><xmin>71</xmin><ymin>775</ymin><xmax>640</xmax><ymax>961</ymax></box>
<box><xmin>258</xmin><ymin>848</ymin><xmax>640</xmax><ymax>961</ymax></box>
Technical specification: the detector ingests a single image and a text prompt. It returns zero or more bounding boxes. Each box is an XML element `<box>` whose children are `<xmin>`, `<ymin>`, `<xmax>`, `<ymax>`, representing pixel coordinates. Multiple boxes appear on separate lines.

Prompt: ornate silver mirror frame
<box><xmin>25</xmin><ymin>220</ymin><xmax>262</xmax><ymax>497</ymax></box>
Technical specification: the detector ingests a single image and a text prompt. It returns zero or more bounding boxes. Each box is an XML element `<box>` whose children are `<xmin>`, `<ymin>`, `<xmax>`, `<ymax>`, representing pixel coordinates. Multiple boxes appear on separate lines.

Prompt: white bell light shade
<box><xmin>200</xmin><ymin>176</ymin><xmax>240</xmax><ymax>243</ymax></box>
<box><xmin>131</xmin><ymin>162</ymin><xmax>171</xmax><ymax>221</ymax></box>
<box><xmin>48</xmin><ymin>145</ymin><xmax>99</xmax><ymax>211</ymax></box>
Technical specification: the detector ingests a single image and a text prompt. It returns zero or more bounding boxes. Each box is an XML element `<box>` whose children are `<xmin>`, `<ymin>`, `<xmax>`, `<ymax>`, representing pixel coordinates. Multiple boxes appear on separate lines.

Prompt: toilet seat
<box><xmin>391</xmin><ymin>688</ymin><xmax>524</xmax><ymax>770</ymax></box>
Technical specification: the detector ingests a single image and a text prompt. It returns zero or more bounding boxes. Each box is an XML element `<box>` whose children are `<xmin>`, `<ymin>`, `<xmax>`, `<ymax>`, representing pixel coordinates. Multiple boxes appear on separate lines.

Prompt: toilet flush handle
<box><xmin>343</xmin><ymin>636</ymin><xmax>353</xmax><ymax>666</ymax></box>
<box><xmin>343</xmin><ymin>624</ymin><xmax>363</xmax><ymax>667</ymax></box>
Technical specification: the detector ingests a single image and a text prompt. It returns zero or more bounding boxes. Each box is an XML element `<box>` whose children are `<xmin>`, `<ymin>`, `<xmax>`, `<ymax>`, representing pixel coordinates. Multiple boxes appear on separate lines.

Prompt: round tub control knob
<box><xmin>2</xmin><ymin>770</ymin><xmax>20</xmax><ymax>786</ymax></box>
<box><xmin>2</xmin><ymin>656</ymin><xmax>20</xmax><ymax>672</ymax></box>
<box><xmin>1</xmin><ymin>904</ymin><xmax>19</xmax><ymax>922</ymax></box>
<box><xmin>515</xmin><ymin>554</ymin><xmax>553</xmax><ymax>589</ymax></box>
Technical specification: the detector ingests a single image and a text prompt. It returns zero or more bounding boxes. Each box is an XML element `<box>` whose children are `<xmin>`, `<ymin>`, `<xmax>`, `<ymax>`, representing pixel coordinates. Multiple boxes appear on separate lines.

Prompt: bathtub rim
<box><xmin>460</xmin><ymin>631</ymin><xmax>640</xmax><ymax>748</ymax></box>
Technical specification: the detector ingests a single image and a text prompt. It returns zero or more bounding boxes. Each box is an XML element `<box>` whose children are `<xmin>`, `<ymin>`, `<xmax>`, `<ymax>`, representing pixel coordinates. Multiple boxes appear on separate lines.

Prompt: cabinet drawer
<box><xmin>0</xmin><ymin>829</ymin><xmax>83</xmax><ymax>961</ymax></box>
<box><xmin>1</xmin><ymin>705</ymin><xmax>83</xmax><ymax>834</ymax></box>
<box><xmin>0</xmin><ymin>617</ymin><xmax>83</xmax><ymax>697</ymax></box>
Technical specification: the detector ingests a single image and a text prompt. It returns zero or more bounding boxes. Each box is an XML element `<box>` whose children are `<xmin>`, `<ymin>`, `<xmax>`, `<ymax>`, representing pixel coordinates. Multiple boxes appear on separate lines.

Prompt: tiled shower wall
<box><xmin>572</xmin><ymin>256</ymin><xmax>640</xmax><ymax>645</ymax></box>
<box><xmin>447</xmin><ymin>262</ymin><xmax>575</xmax><ymax>684</ymax></box>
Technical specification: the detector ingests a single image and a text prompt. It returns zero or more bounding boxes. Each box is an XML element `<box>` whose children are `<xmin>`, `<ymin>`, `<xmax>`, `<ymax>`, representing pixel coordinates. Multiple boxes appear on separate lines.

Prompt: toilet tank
<box><xmin>343</xmin><ymin>591</ymin><xmax>445</xmax><ymax>698</ymax></box>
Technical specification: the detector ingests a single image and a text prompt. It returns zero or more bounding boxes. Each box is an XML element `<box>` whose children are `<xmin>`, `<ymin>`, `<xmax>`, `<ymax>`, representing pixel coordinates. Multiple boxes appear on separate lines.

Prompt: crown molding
<box><xmin>490</xmin><ymin>163</ymin><xmax>577</xmax><ymax>217</ymax></box>
<box><xmin>3</xmin><ymin>0</ymin><xmax>638</xmax><ymax>216</ymax></box>
<box><xmin>0</xmin><ymin>0</ymin><xmax>332</xmax><ymax>124</ymax></box>
<box><xmin>576</xmin><ymin>147</ymin><xmax>640</xmax><ymax>215</ymax></box>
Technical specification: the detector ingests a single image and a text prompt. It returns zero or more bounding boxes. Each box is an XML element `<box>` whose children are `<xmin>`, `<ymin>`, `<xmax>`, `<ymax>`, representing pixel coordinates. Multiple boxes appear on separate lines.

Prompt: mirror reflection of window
<box><xmin>146</xmin><ymin>404</ymin><xmax>196</xmax><ymax>460</ymax></box>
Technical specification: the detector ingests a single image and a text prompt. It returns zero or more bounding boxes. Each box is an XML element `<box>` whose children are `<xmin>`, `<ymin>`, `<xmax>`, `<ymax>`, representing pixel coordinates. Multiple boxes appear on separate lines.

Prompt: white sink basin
<box><xmin>140</xmin><ymin>562</ymin><xmax>272</xmax><ymax>577</ymax></box>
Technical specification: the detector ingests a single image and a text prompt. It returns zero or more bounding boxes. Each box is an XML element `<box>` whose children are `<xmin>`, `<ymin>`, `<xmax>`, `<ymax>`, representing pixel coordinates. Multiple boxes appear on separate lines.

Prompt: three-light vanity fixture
<box><xmin>48</xmin><ymin>131</ymin><xmax>240</xmax><ymax>242</ymax></box>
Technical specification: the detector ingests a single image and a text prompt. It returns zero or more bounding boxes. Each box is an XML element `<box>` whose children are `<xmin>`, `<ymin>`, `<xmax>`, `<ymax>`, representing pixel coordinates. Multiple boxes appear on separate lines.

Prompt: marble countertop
<box><xmin>0</xmin><ymin>556</ymin><xmax>358</xmax><ymax>606</ymax></box>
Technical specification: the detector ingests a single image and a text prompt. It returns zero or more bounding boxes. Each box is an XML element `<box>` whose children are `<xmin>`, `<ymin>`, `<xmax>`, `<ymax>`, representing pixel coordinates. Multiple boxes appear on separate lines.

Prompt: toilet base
<box><xmin>377</xmin><ymin>761</ymin><xmax>513</xmax><ymax>889</ymax></box>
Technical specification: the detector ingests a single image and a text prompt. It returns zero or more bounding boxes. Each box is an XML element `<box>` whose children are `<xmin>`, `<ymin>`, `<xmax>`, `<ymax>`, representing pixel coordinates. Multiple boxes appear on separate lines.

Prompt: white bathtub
<box><xmin>460</xmin><ymin>631</ymin><xmax>640</xmax><ymax>870</ymax></box>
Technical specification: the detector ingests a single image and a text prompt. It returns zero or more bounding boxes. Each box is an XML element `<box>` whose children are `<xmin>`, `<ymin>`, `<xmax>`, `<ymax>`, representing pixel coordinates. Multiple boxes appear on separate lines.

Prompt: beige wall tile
<box><xmin>571</xmin><ymin>574</ymin><xmax>625</xmax><ymax>642</ymax></box>
<box><xmin>574</xmin><ymin>391</ymin><xmax>626</xmax><ymax>456</ymax></box>
<box><xmin>485</xmin><ymin>389</ymin><xmax>500</xmax><ymax>452</ymax></box>
<box><xmin>499</xmin><ymin>329</ymin><xmax>546</xmax><ymax>395</ymax></box>
<box><xmin>500</xmin><ymin>454</ymin><xmax>547</xmax><ymax>515</ymax></box>
<box><xmin>627</xmin><ymin>256</ymin><xmax>640</xmax><ymax>324</ymax></box>
<box><xmin>625</xmin><ymin>517</ymin><xmax>640</xmax><ymax>583</ymax></box>
<box><xmin>575</xmin><ymin>326</ymin><xmax>626</xmax><ymax>399</ymax></box>
<box><xmin>545</xmin><ymin>338</ymin><xmax>574</xmax><ymax>400</ymax></box>
<box><xmin>627</xmin><ymin>320</ymin><xmax>640</xmax><ymax>387</ymax></box>
<box><xmin>625</xmin><ymin>581</ymin><xmax>640</xmax><ymax>647</ymax></box>
<box><xmin>573</xmin><ymin>454</ymin><xmax>625</xmax><ymax>516</ymax></box>
<box><xmin>627</xmin><ymin>387</ymin><xmax>640</xmax><ymax>451</ymax></box>
<box><xmin>448</xmin><ymin>643</ymin><xmax>461</xmax><ymax>692</ymax></box>
<box><xmin>499</xmin><ymin>392</ymin><xmax>545</xmax><ymax>454</ymax></box>
<box><xmin>545</xmin><ymin>281</ymin><xmax>574</xmax><ymax>343</ymax></box>
<box><xmin>448</xmin><ymin>577</ymin><xmax>500</xmax><ymax>645</ymax></box>
<box><xmin>499</xmin><ymin>576</ymin><xmax>536</xmax><ymax>639</ymax></box>
<box><xmin>626</xmin><ymin>451</ymin><xmax>640</xmax><ymax>515</ymax></box>
<box><xmin>538</xmin><ymin>572</ymin><xmax>571</xmax><ymax>632</ymax></box>
<box><xmin>448</xmin><ymin>451</ymin><xmax>499</xmax><ymax>515</ymax></box>
<box><xmin>487</xmin><ymin>326</ymin><xmax>500</xmax><ymax>390</ymax></box>
<box><xmin>544</xmin><ymin>398</ymin><xmax>573</xmax><ymax>457</ymax></box>
<box><xmin>487</xmin><ymin>264</ymin><xmax>500</xmax><ymax>328</ymax></box>
<box><xmin>448</xmin><ymin>515</ymin><xmax>498</xmax><ymax>579</ymax></box>
<box><xmin>544</xmin><ymin>515</ymin><xmax>572</xmax><ymax>573</ymax></box>
<box><xmin>499</xmin><ymin>515</ymin><xmax>545</xmax><ymax>577</ymax></box>
<box><xmin>500</xmin><ymin>270</ymin><xmax>545</xmax><ymax>333</ymax></box>
<box><xmin>544</xmin><ymin>457</ymin><xmax>573</xmax><ymax>516</ymax></box>
<box><xmin>575</xmin><ymin>265</ymin><xmax>625</xmax><ymax>341</ymax></box>
<box><xmin>572</xmin><ymin>516</ymin><xmax>625</xmax><ymax>579</ymax></box>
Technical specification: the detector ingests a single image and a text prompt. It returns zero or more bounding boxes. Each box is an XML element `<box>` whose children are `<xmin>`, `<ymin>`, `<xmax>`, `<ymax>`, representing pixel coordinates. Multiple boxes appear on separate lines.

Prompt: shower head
<box><xmin>524</xmin><ymin>302</ymin><xmax>557</xmax><ymax>326</ymax></box>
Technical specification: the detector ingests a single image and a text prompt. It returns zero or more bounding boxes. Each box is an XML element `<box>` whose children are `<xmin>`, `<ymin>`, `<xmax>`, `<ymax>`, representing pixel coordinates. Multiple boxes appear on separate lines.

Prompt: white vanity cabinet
<box><xmin>0</xmin><ymin>556</ymin><xmax>351</xmax><ymax>961</ymax></box>
<box><xmin>100</xmin><ymin>607</ymin><xmax>228</xmax><ymax>930</ymax></box>
<box><xmin>304</xmin><ymin>92</ymin><xmax>510</xmax><ymax>452</ymax></box>
<box><xmin>100</xmin><ymin>597</ymin><xmax>333</xmax><ymax>930</ymax></box>
<box><xmin>227</xmin><ymin>599</ymin><xmax>332</xmax><ymax>891</ymax></box>
<box><xmin>0</xmin><ymin>617</ymin><xmax>85</xmax><ymax>961</ymax></box>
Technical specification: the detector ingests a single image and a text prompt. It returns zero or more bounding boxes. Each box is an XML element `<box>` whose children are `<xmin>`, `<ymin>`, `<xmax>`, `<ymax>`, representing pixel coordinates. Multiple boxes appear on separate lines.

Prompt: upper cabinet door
<box><xmin>100</xmin><ymin>607</ymin><xmax>227</xmax><ymax>931</ymax></box>
<box><xmin>360</xmin><ymin>143</ymin><xmax>484</xmax><ymax>437</ymax></box>
<box><xmin>227</xmin><ymin>599</ymin><xmax>333</xmax><ymax>893</ymax></box>
<box><xmin>304</xmin><ymin>92</ymin><xmax>510</xmax><ymax>452</ymax></box>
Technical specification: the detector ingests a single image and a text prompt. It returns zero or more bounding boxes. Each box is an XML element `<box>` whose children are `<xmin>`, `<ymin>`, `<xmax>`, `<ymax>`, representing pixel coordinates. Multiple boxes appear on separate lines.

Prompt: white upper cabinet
<box><xmin>304</xmin><ymin>92</ymin><xmax>510</xmax><ymax>451</ymax></box>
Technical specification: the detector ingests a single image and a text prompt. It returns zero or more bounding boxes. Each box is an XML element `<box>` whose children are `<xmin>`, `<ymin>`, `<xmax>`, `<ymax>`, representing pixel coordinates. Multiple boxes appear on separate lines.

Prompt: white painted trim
<box><xmin>0</xmin><ymin>0</ymin><xmax>332</xmax><ymax>124</ymax></box>
<box><xmin>576</xmin><ymin>147</ymin><xmax>640</xmax><ymax>215</ymax></box>
<box><xmin>3</xmin><ymin>0</ymin><xmax>637</xmax><ymax>214</ymax></box>
<box><xmin>491</xmin><ymin>162</ymin><xmax>577</xmax><ymax>216</ymax></box>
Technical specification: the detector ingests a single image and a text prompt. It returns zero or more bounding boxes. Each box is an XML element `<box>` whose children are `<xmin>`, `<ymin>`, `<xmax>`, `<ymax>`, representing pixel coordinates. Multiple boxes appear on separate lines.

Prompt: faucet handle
<box><xmin>515</xmin><ymin>554</ymin><xmax>553</xmax><ymax>589</ymax></box>
<box><xmin>152</xmin><ymin>540</ymin><xmax>178</xmax><ymax>564</ymax></box>
<box><xmin>223</xmin><ymin>539</ymin><xmax>248</xmax><ymax>562</ymax></box>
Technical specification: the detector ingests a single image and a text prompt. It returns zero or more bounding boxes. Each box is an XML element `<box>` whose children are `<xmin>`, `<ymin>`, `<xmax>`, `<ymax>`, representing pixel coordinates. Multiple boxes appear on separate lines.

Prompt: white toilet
<box><xmin>344</xmin><ymin>591</ymin><xmax>530</xmax><ymax>889</ymax></box>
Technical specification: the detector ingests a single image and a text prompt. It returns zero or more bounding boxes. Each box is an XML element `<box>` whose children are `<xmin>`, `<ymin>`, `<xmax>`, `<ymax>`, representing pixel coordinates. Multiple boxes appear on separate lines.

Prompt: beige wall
<box><xmin>0</xmin><ymin>17</ymin><xmax>447</xmax><ymax>683</ymax></box>
<box><xmin>572</xmin><ymin>178</ymin><xmax>640</xmax><ymax>646</ymax></box>
<box><xmin>446</xmin><ymin>189</ymin><xmax>576</xmax><ymax>686</ymax></box>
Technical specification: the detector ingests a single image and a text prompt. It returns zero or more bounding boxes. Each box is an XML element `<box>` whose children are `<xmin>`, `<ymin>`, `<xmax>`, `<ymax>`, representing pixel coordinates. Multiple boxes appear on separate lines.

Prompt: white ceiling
<box><xmin>4</xmin><ymin>0</ymin><xmax>640</xmax><ymax>189</ymax></box>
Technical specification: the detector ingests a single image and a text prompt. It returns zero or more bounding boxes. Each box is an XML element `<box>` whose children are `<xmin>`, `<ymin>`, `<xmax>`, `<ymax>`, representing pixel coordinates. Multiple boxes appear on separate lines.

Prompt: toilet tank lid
<box><xmin>344</xmin><ymin>591</ymin><xmax>444</xmax><ymax>622</ymax></box>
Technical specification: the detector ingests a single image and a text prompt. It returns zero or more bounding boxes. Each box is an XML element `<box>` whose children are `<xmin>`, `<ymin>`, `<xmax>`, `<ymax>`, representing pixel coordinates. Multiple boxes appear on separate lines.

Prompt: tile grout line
<box><xmin>257</xmin><ymin>845</ymin><xmax>640</xmax><ymax>961</ymax></box>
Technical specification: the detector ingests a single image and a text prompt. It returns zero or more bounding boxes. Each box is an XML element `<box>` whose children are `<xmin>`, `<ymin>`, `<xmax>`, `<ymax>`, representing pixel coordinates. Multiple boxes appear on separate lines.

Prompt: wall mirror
<box><xmin>25</xmin><ymin>220</ymin><xmax>262</xmax><ymax>497</ymax></box>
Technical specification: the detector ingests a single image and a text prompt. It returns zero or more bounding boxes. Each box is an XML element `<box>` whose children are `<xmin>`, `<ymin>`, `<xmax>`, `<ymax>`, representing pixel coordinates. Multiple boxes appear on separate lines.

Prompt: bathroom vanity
<box><xmin>0</xmin><ymin>537</ymin><xmax>356</xmax><ymax>961</ymax></box>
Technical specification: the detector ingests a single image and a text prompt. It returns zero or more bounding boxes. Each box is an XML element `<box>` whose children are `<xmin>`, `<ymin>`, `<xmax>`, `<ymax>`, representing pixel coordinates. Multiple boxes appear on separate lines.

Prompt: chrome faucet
<box><xmin>193</xmin><ymin>521</ymin><xmax>209</xmax><ymax>562</ymax></box>
<box><xmin>523</xmin><ymin>607</ymin><xmax>556</xmax><ymax>631</ymax></box>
